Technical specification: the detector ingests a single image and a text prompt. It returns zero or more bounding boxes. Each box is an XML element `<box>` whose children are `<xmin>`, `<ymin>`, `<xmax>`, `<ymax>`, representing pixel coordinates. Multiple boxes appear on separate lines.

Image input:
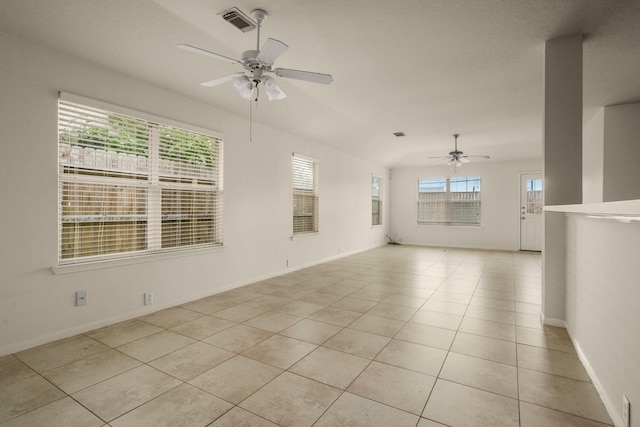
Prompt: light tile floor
<box><xmin>0</xmin><ymin>246</ymin><xmax>614</xmax><ymax>426</ymax></box>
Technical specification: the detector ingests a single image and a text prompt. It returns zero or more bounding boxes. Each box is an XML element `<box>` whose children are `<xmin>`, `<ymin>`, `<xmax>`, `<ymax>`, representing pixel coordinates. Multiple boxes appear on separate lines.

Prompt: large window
<box><xmin>372</xmin><ymin>176</ymin><xmax>382</xmax><ymax>226</ymax></box>
<box><xmin>58</xmin><ymin>93</ymin><xmax>223</xmax><ymax>265</ymax></box>
<box><xmin>292</xmin><ymin>154</ymin><xmax>318</xmax><ymax>235</ymax></box>
<box><xmin>417</xmin><ymin>176</ymin><xmax>481</xmax><ymax>226</ymax></box>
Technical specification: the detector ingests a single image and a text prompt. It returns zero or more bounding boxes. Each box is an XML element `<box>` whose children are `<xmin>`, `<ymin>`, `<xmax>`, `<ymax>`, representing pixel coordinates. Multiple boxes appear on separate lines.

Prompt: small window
<box><xmin>417</xmin><ymin>176</ymin><xmax>481</xmax><ymax>226</ymax></box>
<box><xmin>372</xmin><ymin>176</ymin><xmax>382</xmax><ymax>226</ymax></box>
<box><xmin>292</xmin><ymin>154</ymin><xmax>318</xmax><ymax>235</ymax></box>
<box><xmin>526</xmin><ymin>178</ymin><xmax>543</xmax><ymax>214</ymax></box>
<box><xmin>58</xmin><ymin>94</ymin><xmax>223</xmax><ymax>265</ymax></box>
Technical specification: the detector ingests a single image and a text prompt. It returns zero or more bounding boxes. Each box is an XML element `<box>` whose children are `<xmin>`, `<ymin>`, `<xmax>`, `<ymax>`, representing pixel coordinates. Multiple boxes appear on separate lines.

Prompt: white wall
<box><xmin>0</xmin><ymin>32</ymin><xmax>388</xmax><ymax>355</ymax></box>
<box><xmin>545</xmin><ymin>99</ymin><xmax>640</xmax><ymax>426</ymax></box>
<box><xmin>603</xmin><ymin>102</ymin><xmax>640</xmax><ymax>202</ymax></box>
<box><xmin>583</xmin><ymin>107</ymin><xmax>604</xmax><ymax>203</ymax></box>
<box><xmin>389</xmin><ymin>159</ymin><xmax>542</xmax><ymax>250</ymax></box>
<box><xmin>565</xmin><ymin>214</ymin><xmax>640</xmax><ymax>427</ymax></box>
<box><xmin>543</xmin><ymin>33</ymin><xmax>583</xmax><ymax>207</ymax></box>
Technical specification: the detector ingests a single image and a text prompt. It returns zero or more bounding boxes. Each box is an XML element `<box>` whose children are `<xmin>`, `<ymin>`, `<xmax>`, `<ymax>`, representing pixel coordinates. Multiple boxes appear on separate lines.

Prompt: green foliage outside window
<box><xmin>59</xmin><ymin>112</ymin><xmax>217</xmax><ymax>165</ymax></box>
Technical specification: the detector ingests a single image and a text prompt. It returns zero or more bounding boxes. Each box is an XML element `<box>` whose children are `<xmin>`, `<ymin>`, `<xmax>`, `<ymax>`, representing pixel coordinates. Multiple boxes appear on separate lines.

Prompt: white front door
<box><xmin>520</xmin><ymin>173</ymin><xmax>543</xmax><ymax>251</ymax></box>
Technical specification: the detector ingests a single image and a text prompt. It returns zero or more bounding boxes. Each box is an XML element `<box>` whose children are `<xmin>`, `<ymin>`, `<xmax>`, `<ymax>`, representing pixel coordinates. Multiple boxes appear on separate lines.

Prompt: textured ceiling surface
<box><xmin>1</xmin><ymin>0</ymin><xmax>639</xmax><ymax>167</ymax></box>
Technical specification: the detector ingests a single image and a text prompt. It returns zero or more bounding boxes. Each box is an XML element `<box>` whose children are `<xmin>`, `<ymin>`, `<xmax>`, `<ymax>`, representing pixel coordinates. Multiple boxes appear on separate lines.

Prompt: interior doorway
<box><xmin>520</xmin><ymin>173</ymin><xmax>543</xmax><ymax>251</ymax></box>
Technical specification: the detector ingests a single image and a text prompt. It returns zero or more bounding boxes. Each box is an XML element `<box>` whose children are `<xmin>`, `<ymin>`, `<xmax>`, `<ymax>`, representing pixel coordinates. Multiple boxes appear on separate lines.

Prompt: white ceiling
<box><xmin>1</xmin><ymin>0</ymin><xmax>640</xmax><ymax>167</ymax></box>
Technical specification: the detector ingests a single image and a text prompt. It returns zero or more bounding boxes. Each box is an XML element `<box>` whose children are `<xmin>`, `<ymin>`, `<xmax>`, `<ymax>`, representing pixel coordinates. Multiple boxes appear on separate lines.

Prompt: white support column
<box><xmin>542</xmin><ymin>33</ymin><xmax>583</xmax><ymax>324</ymax></box>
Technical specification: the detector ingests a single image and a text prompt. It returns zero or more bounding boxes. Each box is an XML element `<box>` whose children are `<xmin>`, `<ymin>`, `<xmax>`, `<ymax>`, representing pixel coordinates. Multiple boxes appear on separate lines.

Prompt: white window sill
<box><xmin>416</xmin><ymin>223</ymin><xmax>483</xmax><ymax>229</ymax></box>
<box><xmin>52</xmin><ymin>245</ymin><xmax>224</xmax><ymax>275</ymax></box>
<box><xmin>291</xmin><ymin>232</ymin><xmax>319</xmax><ymax>241</ymax></box>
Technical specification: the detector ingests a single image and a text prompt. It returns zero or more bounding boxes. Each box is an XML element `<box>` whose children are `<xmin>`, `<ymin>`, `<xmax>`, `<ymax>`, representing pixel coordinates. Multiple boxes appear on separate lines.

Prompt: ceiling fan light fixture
<box><xmin>232</xmin><ymin>74</ymin><xmax>253</xmax><ymax>100</ymax></box>
<box><xmin>262</xmin><ymin>76</ymin><xmax>287</xmax><ymax>100</ymax></box>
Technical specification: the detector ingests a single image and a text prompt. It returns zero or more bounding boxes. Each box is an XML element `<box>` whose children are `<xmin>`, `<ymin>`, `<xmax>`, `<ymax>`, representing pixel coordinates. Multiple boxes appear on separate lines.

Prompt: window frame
<box><xmin>417</xmin><ymin>176</ymin><xmax>482</xmax><ymax>226</ymax></box>
<box><xmin>372</xmin><ymin>175</ymin><xmax>382</xmax><ymax>226</ymax></box>
<box><xmin>57</xmin><ymin>92</ymin><xmax>224</xmax><ymax>268</ymax></box>
<box><xmin>292</xmin><ymin>153</ymin><xmax>319</xmax><ymax>237</ymax></box>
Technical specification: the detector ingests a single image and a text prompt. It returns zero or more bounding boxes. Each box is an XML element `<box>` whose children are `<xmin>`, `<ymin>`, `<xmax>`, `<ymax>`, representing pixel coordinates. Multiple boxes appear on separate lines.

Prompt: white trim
<box><xmin>544</xmin><ymin>199</ymin><xmax>640</xmax><ymax>215</ymax></box>
<box><xmin>416</xmin><ymin>223</ymin><xmax>483</xmax><ymax>229</ymax></box>
<box><xmin>291</xmin><ymin>232</ymin><xmax>319</xmax><ymax>241</ymax></box>
<box><xmin>539</xmin><ymin>312</ymin><xmax>623</xmax><ymax>426</ymax></box>
<box><xmin>52</xmin><ymin>245</ymin><xmax>224</xmax><ymax>275</ymax></box>
<box><xmin>565</xmin><ymin>323</ymin><xmax>624</xmax><ymax>427</ymax></box>
<box><xmin>397</xmin><ymin>240</ymin><xmax>512</xmax><ymax>251</ymax></box>
<box><xmin>291</xmin><ymin>152</ymin><xmax>319</xmax><ymax>163</ymax></box>
<box><xmin>540</xmin><ymin>311</ymin><xmax>567</xmax><ymax>328</ymax></box>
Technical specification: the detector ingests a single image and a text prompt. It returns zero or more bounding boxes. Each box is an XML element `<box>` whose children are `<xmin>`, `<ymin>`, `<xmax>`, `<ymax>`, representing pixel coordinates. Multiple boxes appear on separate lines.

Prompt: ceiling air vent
<box><xmin>219</xmin><ymin>7</ymin><xmax>256</xmax><ymax>32</ymax></box>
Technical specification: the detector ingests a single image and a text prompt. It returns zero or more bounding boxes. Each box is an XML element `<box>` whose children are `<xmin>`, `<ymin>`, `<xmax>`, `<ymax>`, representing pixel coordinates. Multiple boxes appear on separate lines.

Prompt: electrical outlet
<box><xmin>623</xmin><ymin>394</ymin><xmax>630</xmax><ymax>427</ymax></box>
<box><xmin>144</xmin><ymin>292</ymin><xmax>153</xmax><ymax>305</ymax></box>
<box><xmin>75</xmin><ymin>290</ymin><xmax>87</xmax><ymax>306</ymax></box>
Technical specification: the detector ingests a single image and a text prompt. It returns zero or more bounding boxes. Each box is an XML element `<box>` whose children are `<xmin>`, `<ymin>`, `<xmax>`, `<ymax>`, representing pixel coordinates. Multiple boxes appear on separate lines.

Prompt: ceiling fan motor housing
<box><xmin>250</xmin><ymin>9</ymin><xmax>268</xmax><ymax>23</ymax></box>
<box><xmin>241</xmin><ymin>50</ymin><xmax>260</xmax><ymax>66</ymax></box>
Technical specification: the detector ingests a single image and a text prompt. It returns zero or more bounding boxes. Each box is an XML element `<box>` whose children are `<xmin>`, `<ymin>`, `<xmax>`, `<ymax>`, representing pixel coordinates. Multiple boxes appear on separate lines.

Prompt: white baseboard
<box><xmin>537</xmin><ymin>314</ymin><xmax>623</xmax><ymax>426</ymax></box>
<box><xmin>399</xmin><ymin>241</ymin><xmax>520</xmax><ymax>252</ymax></box>
<box><xmin>540</xmin><ymin>311</ymin><xmax>567</xmax><ymax>328</ymax></box>
<box><xmin>565</xmin><ymin>323</ymin><xmax>624</xmax><ymax>427</ymax></box>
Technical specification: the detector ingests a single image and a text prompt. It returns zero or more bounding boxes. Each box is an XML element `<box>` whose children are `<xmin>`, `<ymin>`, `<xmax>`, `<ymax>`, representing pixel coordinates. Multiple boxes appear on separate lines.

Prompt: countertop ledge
<box><xmin>544</xmin><ymin>199</ymin><xmax>640</xmax><ymax>218</ymax></box>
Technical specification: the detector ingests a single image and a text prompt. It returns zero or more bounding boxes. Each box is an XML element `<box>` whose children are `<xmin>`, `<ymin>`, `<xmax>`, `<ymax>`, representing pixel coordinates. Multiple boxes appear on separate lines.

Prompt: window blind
<box><xmin>292</xmin><ymin>154</ymin><xmax>318</xmax><ymax>235</ymax></box>
<box><xmin>417</xmin><ymin>176</ymin><xmax>481</xmax><ymax>226</ymax></box>
<box><xmin>58</xmin><ymin>94</ymin><xmax>223</xmax><ymax>264</ymax></box>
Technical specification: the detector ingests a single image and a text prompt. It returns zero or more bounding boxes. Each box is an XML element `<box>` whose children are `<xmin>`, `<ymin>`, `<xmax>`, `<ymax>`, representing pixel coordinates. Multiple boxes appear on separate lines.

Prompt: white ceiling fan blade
<box><xmin>178</xmin><ymin>44</ymin><xmax>242</xmax><ymax>66</ymax></box>
<box><xmin>274</xmin><ymin>68</ymin><xmax>333</xmax><ymax>85</ymax></box>
<box><xmin>262</xmin><ymin>76</ymin><xmax>287</xmax><ymax>101</ymax></box>
<box><xmin>427</xmin><ymin>156</ymin><xmax>453</xmax><ymax>160</ymax></box>
<box><xmin>459</xmin><ymin>156</ymin><xmax>470</xmax><ymax>163</ymax></box>
<box><xmin>201</xmin><ymin>72</ymin><xmax>246</xmax><ymax>87</ymax></box>
<box><xmin>464</xmin><ymin>155</ymin><xmax>491</xmax><ymax>159</ymax></box>
<box><xmin>257</xmin><ymin>38</ymin><xmax>288</xmax><ymax>66</ymax></box>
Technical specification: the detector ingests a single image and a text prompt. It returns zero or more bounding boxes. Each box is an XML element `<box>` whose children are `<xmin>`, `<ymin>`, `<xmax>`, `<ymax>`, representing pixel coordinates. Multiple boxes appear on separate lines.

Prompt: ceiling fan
<box><xmin>178</xmin><ymin>8</ymin><xmax>333</xmax><ymax>101</ymax></box>
<box><xmin>429</xmin><ymin>134</ymin><xmax>490</xmax><ymax>167</ymax></box>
